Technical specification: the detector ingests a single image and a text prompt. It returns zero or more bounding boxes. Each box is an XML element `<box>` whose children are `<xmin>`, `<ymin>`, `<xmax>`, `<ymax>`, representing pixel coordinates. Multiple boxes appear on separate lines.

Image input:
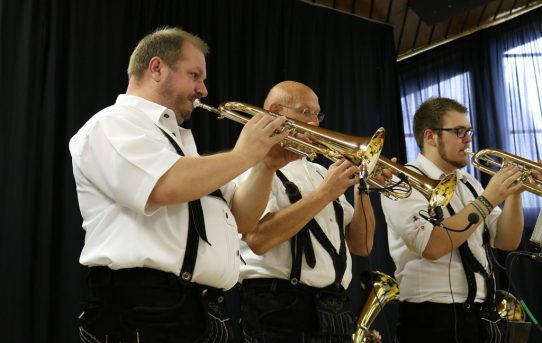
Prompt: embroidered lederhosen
<box><xmin>274</xmin><ymin>170</ymin><xmax>355</xmax><ymax>337</ymax></box>
<box><xmin>160</xmin><ymin>128</ymin><xmax>234</xmax><ymax>343</ymax></box>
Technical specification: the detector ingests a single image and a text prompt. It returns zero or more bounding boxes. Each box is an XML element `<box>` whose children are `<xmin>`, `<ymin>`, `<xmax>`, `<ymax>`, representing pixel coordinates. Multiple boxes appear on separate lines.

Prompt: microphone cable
<box><xmin>358</xmin><ymin>173</ymin><xmax>412</xmax><ymax>197</ymax></box>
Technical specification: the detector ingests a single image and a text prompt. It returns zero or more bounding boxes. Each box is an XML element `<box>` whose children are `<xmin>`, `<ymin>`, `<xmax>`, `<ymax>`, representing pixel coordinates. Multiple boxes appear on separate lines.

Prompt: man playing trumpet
<box><xmin>70</xmin><ymin>27</ymin><xmax>297</xmax><ymax>343</ymax></box>
<box><xmin>381</xmin><ymin>97</ymin><xmax>528</xmax><ymax>343</ymax></box>
<box><xmin>238</xmin><ymin>81</ymin><xmax>387</xmax><ymax>343</ymax></box>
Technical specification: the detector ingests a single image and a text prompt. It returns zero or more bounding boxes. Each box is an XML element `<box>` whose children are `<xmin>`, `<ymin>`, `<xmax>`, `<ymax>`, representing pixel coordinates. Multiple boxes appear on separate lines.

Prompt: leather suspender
<box><xmin>159</xmin><ymin>127</ymin><xmax>225</xmax><ymax>283</ymax></box>
<box><xmin>456</xmin><ymin>180</ymin><xmax>497</xmax><ymax>309</ymax></box>
<box><xmin>275</xmin><ymin>170</ymin><xmax>346</xmax><ymax>287</ymax></box>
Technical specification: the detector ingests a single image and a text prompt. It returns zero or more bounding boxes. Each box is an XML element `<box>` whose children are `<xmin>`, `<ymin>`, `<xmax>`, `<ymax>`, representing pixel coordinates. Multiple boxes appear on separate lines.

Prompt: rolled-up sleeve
<box><xmin>381</xmin><ymin>189</ymin><xmax>435</xmax><ymax>256</ymax></box>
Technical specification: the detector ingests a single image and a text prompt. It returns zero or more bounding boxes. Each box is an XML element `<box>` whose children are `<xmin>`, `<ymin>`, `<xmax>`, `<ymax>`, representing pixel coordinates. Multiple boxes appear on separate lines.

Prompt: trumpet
<box><xmin>367</xmin><ymin>156</ymin><xmax>457</xmax><ymax>215</ymax></box>
<box><xmin>194</xmin><ymin>99</ymin><xmax>385</xmax><ymax>176</ymax></box>
<box><xmin>465</xmin><ymin>148</ymin><xmax>542</xmax><ymax>196</ymax></box>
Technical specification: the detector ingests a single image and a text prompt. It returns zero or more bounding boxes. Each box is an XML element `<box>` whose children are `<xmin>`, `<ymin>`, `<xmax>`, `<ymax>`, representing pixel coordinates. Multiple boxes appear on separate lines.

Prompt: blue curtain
<box><xmin>397</xmin><ymin>8</ymin><xmax>542</xmax><ymax>343</ymax></box>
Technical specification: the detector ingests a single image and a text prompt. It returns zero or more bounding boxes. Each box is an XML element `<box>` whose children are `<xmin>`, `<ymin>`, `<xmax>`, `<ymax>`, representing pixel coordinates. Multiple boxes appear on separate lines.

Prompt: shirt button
<box><xmin>164</xmin><ymin>113</ymin><xmax>170</xmax><ymax>118</ymax></box>
<box><xmin>236</xmin><ymin>250</ymin><xmax>240</xmax><ymax>256</ymax></box>
<box><xmin>225</xmin><ymin>212</ymin><xmax>229</xmax><ymax>218</ymax></box>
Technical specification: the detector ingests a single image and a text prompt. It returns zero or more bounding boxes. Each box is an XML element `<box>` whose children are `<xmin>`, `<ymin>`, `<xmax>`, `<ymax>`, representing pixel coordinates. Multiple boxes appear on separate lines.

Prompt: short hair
<box><xmin>127</xmin><ymin>27</ymin><xmax>209</xmax><ymax>79</ymax></box>
<box><xmin>413</xmin><ymin>97</ymin><xmax>468</xmax><ymax>150</ymax></box>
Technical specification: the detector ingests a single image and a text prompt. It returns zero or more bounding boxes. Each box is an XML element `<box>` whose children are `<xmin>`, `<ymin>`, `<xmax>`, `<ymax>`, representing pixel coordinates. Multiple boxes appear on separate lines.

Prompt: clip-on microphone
<box><xmin>419</xmin><ymin>208</ymin><xmax>480</xmax><ymax>233</ymax></box>
<box><xmin>357</xmin><ymin>171</ymin><xmax>409</xmax><ymax>194</ymax></box>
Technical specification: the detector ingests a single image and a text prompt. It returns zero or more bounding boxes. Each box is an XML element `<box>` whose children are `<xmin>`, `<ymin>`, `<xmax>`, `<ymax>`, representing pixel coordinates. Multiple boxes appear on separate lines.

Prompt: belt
<box><xmin>400</xmin><ymin>301</ymin><xmax>482</xmax><ymax>313</ymax></box>
<box><xmin>87</xmin><ymin>266</ymin><xmax>182</xmax><ymax>287</ymax></box>
<box><xmin>242</xmin><ymin>278</ymin><xmax>344</xmax><ymax>293</ymax></box>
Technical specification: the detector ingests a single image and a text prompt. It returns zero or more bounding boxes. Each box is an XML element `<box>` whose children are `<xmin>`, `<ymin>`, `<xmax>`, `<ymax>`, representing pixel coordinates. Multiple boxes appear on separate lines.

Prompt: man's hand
<box><xmin>261</xmin><ymin>144</ymin><xmax>301</xmax><ymax>171</ymax></box>
<box><xmin>532</xmin><ymin>160</ymin><xmax>542</xmax><ymax>182</ymax></box>
<box><xmin>365</xmin><ymin>329</ymin><xmax>382</xmax><ymax>343</ymax></box>
<box><xmin>233</xmin><ymin>113</ymin><xmax>289</xmax><ymax>166</ymax></box>
<box><xmin>482</xmin><ymin>165</ymin><xmax>524</xmax><ymax>206</ymax></box>
<box><xmin>317</xmin><ymin>159</ymin><xmax>359</xmax><ymax>201</ymax></box>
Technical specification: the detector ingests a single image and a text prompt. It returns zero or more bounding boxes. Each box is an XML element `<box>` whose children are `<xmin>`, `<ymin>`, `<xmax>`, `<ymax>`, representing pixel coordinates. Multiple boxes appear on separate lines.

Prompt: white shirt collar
<box><xmin>116</xmin><ymin>94</ymin><xmax>176</xmax><ymax>125</ymax></box>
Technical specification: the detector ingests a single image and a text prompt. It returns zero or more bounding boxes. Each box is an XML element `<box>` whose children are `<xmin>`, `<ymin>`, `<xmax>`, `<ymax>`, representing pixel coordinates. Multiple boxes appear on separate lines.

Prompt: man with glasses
<box><xmin>380</xmin><ymin>97</ymin><xmax>525</xmax><ymax>343</ymax></box>
<box><xmin>237</xmin><ymin>80</ymin><xmax>385</xmax><ymax>343</ymax></box>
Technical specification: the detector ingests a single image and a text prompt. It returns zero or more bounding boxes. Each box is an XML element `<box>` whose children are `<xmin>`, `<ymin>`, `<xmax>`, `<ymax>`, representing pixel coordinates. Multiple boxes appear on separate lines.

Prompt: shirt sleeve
<box><xmin>381</xmin><ymin>189</ymin><xmax>435</xmax><ymax>256</ymax></box>
<box><xmin>78</xmin><ymin>115</ymin><xmax>180</xmax><ymax>214</ymax></box>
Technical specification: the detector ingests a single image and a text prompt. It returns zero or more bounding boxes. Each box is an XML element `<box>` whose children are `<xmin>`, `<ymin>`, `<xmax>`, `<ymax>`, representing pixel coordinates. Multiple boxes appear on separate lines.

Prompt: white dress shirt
<box><xmin>69</xmin><ymin>94</ymin><xmax>240</xmax><ymax>290</ymax></box>
<box><xmin>381</xmin><ymin>153</ymin><xmax>501</xmax><ymax>303</ymax></box>
<box><xmin>238</xmin><ymin>158</ymin><xmax>355</xmax><ymax>289</ymax></box>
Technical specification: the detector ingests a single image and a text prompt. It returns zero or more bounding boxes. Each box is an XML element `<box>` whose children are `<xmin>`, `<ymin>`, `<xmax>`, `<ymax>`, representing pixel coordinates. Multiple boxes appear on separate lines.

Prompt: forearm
<box><xmin>231</xmin><ymin>163</ymin><xmax>275</xmax><ymax>234</ymax></box>
<box><xmin>494</xmin><ymin>194</ymin><xmax>523</xmax><ymax>250</ymax></box>
<box><xmin>423</xmin><ymin>202</ymin><xmax>485</xmax><ymax>260</ymax></box>
<box><xmin>346</xmin><ymin>192</ymin><xmax>375</xmax><ymax>256</ymax></box>
<box><xmin>149</xmin><ymin>151</ymin><xmax>252</xmax><ymax>205</ymax></box>
<box><xmin>243</xmin><ymin>188</ymin><xmax>333</xmax><ymax>255</ymax></box>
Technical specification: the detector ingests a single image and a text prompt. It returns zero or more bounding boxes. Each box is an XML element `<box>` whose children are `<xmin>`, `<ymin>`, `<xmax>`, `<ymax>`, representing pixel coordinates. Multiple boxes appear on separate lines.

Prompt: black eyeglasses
<box><xmin>280</xmin><ymin>104</ymin><xmax>325</xmax><ymax>122</ymax></box>
<box><xmin>431</xmin><ymin>127</ymin><xmax>474</xmax><ymax>139</ymax></box>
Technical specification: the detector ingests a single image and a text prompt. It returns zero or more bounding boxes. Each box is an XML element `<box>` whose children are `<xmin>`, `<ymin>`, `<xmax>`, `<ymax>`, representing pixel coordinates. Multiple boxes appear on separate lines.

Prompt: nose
<box><xmin>308</xmin><ymin>119</ymin><xmax>319</xmax><ymax>127</ymax></box>
<box><xmin>197</xmin><ymin>81</ymin><xmax>208</xmax><ymax>98</ymax></box>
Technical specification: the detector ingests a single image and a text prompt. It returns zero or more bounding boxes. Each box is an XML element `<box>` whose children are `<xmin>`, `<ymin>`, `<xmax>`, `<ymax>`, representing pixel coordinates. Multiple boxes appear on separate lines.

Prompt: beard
<box><xmin>159</xmin><ymin>78</ymin><xmax>193</xmax><ymax>122</ymax></box>
<box><xmin>437</xmin><ymin>138</ymin><xmax>467</xmax><ymax>169</ymax></box>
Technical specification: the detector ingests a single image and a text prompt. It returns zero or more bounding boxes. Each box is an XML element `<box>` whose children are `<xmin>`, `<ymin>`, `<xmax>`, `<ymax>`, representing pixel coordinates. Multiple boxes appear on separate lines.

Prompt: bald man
<box><xmin>237</xmin><ymin>81</ymin><xmax>383</xmax><ymax>343</ymax></box>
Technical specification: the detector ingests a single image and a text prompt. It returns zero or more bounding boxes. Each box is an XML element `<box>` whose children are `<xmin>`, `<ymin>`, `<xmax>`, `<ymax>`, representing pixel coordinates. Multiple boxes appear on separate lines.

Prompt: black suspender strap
<box><xmin>158</xmin><ymin>127</ymin><xmax>225</xmax><ymax>283</ymax></box>
<box><xmin>460</xmin><ymin>180</ymin><xmax>497</xmax><ymax>308</ymax></box>
<box><xmin>275</xmin><ymin>170</ymin><xmax>346</xmax><ymax>286</ymax></box>
<box><xmin>446</xmin><ymin>204</ymin><xmax>479</xmax><ymax>307</ymax></box>
<box><xmin>446</xmin><ymin>179</ymin><xmax>496</xmax><ymax>309</ymax></box>
<box><xmin>275</xmin><ymin>170</ymin><xmax>315</xmax><ymax>284</ymax></box>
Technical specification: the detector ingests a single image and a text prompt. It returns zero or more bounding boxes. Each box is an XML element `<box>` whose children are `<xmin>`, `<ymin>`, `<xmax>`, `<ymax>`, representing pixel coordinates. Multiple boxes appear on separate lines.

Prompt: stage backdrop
<box><xmin>0</xmin><ymin>0</ymin><xmax>403</xmax><ymax>342</ymax></box>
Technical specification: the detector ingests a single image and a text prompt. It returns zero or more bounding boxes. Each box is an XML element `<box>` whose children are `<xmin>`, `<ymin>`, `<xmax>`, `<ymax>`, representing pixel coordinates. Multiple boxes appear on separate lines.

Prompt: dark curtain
<box><xmin>398</xmin><ymin>8</ymin><xmax>542</xmax><ymax>343</ymax></box>
<box><xmin>0</xmin><ymin>0</ymin><xmax>402</xmax><ymax>342</ymax></box>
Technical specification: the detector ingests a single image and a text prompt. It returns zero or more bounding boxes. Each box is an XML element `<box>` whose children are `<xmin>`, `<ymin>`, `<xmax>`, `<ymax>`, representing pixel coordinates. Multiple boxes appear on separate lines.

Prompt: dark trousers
<box><xmin>78</xmin><ymin>267</ymin><xmax>234</xmax><ymax>343</ymax></box>
<box><xmin>396</xmin><ymin>301</ymin><xmax>483</xmax><ymax>343</ymax></box>
<box><xmin>240</xmin><ymin>278</ymin><xmax>355</xmax><ymax>343</ymax></box>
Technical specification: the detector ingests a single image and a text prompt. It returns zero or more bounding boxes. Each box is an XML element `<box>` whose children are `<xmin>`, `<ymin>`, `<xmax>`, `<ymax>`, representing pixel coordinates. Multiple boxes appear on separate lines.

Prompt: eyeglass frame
<box><xmin>430</xmin><ymin>127</ymin><xmax>475</xmax><ymax>139</ymax></box>
<box><xmin>279</xmin><ymin>104</ymin><xmax>325</xmax><ymax>122</ymax></box>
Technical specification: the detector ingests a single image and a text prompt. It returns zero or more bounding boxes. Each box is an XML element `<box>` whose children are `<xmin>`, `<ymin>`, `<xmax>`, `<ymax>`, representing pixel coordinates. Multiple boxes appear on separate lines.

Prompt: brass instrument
<box><xmin>496</xmin><ymin>290</ymin><xmax>526</xmax><ymax>321</ymax></box>
<box><xmin>465</xmin><ymin>148</ymin><xmax>542</xmax><ymax>196</ymax></box>
<box><xmin>353</xmin><ymin>271</ymin><xmax>399</xmax><ymax>343</ymax></box>
<box><xmin>194</xmin><ymin>99</ymin><xmax>385</xmax><ymax>176</ymax></box>
<box><xmin>368</xmin><ymin>156</ymin><xmax>457</xmax><ymax>215</ymax></box>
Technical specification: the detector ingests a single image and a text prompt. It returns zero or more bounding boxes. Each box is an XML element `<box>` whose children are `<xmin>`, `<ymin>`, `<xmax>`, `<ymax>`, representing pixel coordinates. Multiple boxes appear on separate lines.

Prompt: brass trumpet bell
<box><xmin>353</xmin><ymin>271</ymin><xmax>400</xmax><ymax>343</ymax></box>
<box><xmin>496</xmin><ymin>290</ymin><xmax>526</xmax><ymax>322</ymax></box>
<box><xmin>370</xmin><ymin>156</ymin><xmax>457</xmax><ymax>215</ymax></box>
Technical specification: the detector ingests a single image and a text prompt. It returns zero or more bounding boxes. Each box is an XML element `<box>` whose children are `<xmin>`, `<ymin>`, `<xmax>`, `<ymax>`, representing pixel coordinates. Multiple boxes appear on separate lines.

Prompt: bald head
<box><xmin>264</xmin><ymin>81</ymin><xmax>318</xmax><ymax>110</ymax></box>
<box><xmin>264</xmin><ymin>81</ymin><xmax>320</xmax><ymax>125</ymax></box>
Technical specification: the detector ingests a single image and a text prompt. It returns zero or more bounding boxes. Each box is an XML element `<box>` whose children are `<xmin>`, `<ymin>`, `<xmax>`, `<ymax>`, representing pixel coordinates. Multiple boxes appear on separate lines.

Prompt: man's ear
<box><xmin>268</xmin><ymin>103</ymin><xmax>281</xmax><ymax>114</ymax></box>
<box><xmin>148</xmin><ymin>57</ymin><xmax>163</xmax><ymax>81</ymax></box>
<box><xmin>424</xmin><ymin>129</ymin><xmax>437</xmax><ymax>147</ymax></box>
